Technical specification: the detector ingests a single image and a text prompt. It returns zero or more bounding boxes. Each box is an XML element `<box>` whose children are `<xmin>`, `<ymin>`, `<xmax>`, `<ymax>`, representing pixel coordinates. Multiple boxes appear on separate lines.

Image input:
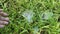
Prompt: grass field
<box><xmin>0</xmin><ymin>0</ymin><xmax>60</xmax><ymax>34</ymax></box>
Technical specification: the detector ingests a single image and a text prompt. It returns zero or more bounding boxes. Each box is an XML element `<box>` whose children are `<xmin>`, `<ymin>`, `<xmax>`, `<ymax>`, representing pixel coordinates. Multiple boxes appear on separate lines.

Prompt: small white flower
<box><xmin>22</xmin><ymin>10</ymin><xmax>34</xmax><ymax>23</ymax></box>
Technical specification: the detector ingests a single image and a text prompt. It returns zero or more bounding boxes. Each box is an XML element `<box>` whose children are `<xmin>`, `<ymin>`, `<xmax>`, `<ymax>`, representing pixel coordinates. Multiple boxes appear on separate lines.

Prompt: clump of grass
<box><xmin>0</xmin><ymin>0</ymin><xmax>60</xmax><ymax>34</ymax></box>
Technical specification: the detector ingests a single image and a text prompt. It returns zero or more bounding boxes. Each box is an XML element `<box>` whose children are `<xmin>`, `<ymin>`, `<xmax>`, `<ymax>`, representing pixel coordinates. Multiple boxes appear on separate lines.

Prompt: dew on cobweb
<box><xmin>33</xmin><ymin>26</ymin><xmax>39</xmax><ymax>34</ymax></box>
<box><xmin>22</xmin><ymin>10</ymin><xmax>34</xmax><ymax>23</ymax></box>
<box><xmin>41</xmin><ymin>11</ymin><xmax>53</xmax><ymax>20</ymax></box>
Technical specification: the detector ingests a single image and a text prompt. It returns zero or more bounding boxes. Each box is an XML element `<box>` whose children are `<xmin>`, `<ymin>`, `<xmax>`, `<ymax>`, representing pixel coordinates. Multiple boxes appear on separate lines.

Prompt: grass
<box><xmin>0</xmin><ymin>0</ymin><xmax>60</xmax><ymax>34</ymax></box>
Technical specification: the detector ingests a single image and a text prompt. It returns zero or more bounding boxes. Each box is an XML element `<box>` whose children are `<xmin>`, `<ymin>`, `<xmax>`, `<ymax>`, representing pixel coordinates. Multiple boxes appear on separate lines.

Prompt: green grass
<box><xmin>0</xmin><ymin>0</ymin><xmax>60</xmax><ymax>34</ymax></box>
